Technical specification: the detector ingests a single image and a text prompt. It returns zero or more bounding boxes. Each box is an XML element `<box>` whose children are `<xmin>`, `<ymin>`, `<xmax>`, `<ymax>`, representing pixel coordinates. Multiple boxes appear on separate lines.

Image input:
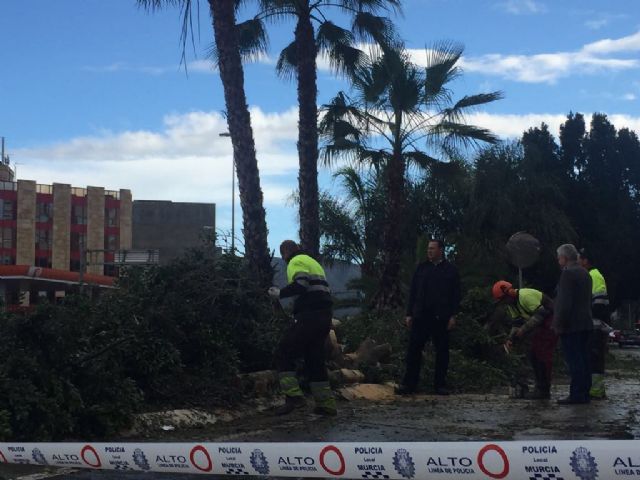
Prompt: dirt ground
<box><xmin>2</xmin><ymin>347</ymin><xmax>639</xmax><ymax>479</ymax></box>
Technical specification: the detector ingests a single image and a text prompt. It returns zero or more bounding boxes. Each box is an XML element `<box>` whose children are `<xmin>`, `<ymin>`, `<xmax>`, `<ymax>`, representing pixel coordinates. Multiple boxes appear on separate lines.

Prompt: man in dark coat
<box><xmin>553</xmin><ymin>243</ymin><xmax>593</xmax><ymax>405</ymax></box>
<box><xmin>396</xmin><ymin>239</ymin><xmax>461</xmax><ymax>396</ymax></box>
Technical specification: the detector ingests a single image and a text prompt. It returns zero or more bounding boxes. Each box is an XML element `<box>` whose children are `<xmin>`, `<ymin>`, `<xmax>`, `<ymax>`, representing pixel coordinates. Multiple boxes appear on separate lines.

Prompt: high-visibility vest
<box><xmin>589</xmin><ymin>268</ymin><xmax>609</xmax><ymax>307</ymax></box>
<box><xmin>506</xmin><ymin>288</ymin><xmax>543</xmax><ymax>321</ymax></box>
<box><xmin>287</xmin><ymin>254</ymin><xmax>331</xmax><ymax>294</ymax></box>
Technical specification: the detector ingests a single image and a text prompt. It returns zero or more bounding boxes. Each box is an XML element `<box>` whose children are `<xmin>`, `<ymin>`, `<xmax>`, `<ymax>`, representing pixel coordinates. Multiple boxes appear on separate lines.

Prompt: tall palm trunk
<box><xmin>295</xmin><ymin>3</ymin><xmax>320</xmax><ymax>257</ymax></box>
<box><xmin>375</xmin><ymin>114</ymin><xmax>405</xmax><ymax>309</ymax></box>
<box><xmin>209</xmin><ymin>0</ymin><xmax>272</xmax><ymax>285</ymax></box>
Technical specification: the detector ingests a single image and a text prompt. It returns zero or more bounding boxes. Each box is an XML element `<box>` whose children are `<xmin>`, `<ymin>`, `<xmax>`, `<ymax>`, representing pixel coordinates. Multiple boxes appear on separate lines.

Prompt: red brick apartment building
<box><xmin>0</xmin><ymin>172</ymin><xmax>132</xmax><ymax>308</ymax></box>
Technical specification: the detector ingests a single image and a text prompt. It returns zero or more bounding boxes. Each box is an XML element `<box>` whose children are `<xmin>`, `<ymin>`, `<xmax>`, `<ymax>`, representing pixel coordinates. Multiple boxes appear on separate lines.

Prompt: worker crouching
<box><xmin>493</xmin><ymin>281</ymin><xmax>558</xmax><ymax>400</ymax></box>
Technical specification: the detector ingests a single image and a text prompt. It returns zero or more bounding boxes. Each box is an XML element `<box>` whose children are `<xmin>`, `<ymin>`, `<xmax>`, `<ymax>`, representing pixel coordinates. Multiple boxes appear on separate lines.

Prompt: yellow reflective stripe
<box><xmin>279</xmin><ymin>372</ymin><xmax>303</xmax><ymax>397</ymax></box>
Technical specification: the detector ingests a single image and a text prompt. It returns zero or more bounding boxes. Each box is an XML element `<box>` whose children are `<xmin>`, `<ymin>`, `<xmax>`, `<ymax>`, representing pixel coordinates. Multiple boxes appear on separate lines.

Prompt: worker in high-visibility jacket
<box><xmin>492</xmin><ymin>281</ymin><xmax>558</xmax><ymax>399</ymax></box>
<box><xmin>268</xmin><ymin>240</ymin><xmax>336</xmax><ymax>416</ymax></box>
<box><xmin>579</xmin><ymin>248</ymin><xmax>612</xmax><ymax>399</ymax></box>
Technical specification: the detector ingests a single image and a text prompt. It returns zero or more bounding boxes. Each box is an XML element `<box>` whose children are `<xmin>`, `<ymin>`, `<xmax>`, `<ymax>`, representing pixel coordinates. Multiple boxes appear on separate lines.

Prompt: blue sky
<box><xmin>1</xmin><ymin>0</ymin><xmax>639</xmax><ymax>252</ymax></box>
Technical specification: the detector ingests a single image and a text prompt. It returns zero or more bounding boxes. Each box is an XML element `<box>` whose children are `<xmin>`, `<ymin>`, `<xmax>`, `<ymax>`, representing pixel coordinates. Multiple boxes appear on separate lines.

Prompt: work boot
<box><xmin>394</xmin><ymin>384</ymin><xmax>417</xmax><ymax>395</ymax></box>
<box><xmin>275</xmin><ymin>395</ymin><xmax>306</xmax><ymax>415</ymax></box>
<box><xmin>589</xmin><ymin>374</ymin><xmax>606</xmax><ymax>399</ymax></box>
<box><xmin>310</xmin><ymin>381</ymin><xmax>337</xmax><ymax>416</ymax></box>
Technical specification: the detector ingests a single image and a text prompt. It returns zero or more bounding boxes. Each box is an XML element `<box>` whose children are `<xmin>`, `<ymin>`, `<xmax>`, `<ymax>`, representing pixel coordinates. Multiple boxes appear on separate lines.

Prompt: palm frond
<box><xmin>322</xmin><ymin>140</ymin><xmax>362</xmax><ymax>166</ymax></box>
<box><xmin>235</xmin><ymin>18</ymin><xmax>269</xmax><ymax>62</ymax></box>
<box><xmin>334</xmin><ymin>166</ymin><xmax>368</xmax><ymax>213</ymax></box>
<box><xmin>431</xmin><ymin>121</ymin><xmax>501</xmax><ymax>150</ymax></box>
<box><xmin>137</xmin><ymin>0</ymin><xmax>197</xmax><ymax>69</ymax></box>
<box><xmin>320</xmin><ymin>0</ymin><xmax>401</xmax><ymax>15</ymax></box>
<box><xmin>316</xmin><ymin>22</ymin><xmax>365</xmax><ymax>77</ymax></box>
<box><xmin>276</xmin><ymin>40</ymin><xmax>297</xmax><ymax>80</ymax></box>
<box><xmin>441</xmin><ymin>92</ymin><xmax>503</xmax><ymax>121</ymax></box>
<box><xmin>352</xmin><ymin>12</ymin><xmax>396</xmax><ymax>47</ymax></box>
<box><xmin>423</xmin><ymin>41</ymin><xmax>464</xmax><ymax>108</ymax></box>
<box><xmin>404</xmin><ymin>151</ymin><xmax>440</xmax><ymax>170</ymax></box>
<box><xmin>258</xmin><ymin>0</ymin><xmax>298</xmax><ymax>20</ymax></box>
<box><xmin>319</xmin><ymin>192</ymin><xmax>366</xmax><ymax>264</ymax></box>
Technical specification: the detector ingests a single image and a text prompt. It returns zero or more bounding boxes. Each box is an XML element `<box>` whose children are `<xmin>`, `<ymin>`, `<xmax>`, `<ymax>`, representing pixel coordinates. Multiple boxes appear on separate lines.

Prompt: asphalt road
<box><xmin>2</xmin><ymin>347</ymin><xmax>639</xmax><ymax>480</ymax></box>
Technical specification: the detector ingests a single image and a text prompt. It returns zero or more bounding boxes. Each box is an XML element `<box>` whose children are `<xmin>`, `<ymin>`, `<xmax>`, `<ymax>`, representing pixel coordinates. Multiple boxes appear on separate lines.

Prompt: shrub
<box><xmin>0</xmin><ymin>242</ymin><xmax>286</xmax><ymax>440</ymax></box>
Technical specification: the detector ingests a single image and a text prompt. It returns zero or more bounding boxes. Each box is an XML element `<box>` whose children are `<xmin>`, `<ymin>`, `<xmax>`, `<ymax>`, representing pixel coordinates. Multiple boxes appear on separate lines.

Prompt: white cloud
<box><xmin>13</xmin><ymin>107</ymin><xmax>300</xmax><ymax>206</ymax></box>
<box><xmin>406</xmin><ymin>30</ymin><xmax>640</xmax><ymax>84</ymax></box>
<box><xmin>582</xmin><ymin>30</ymin><xmax>640</xmax><ymax>54</ymax></box>
<box><xmin>12</xmin><ymin>108</ymin><xmax>640</xmax><ymax>212</ymax></box>
<box><xmin>82</xmin><ymin>55</ymin><xmax>273</xmax><ymax>76</ymax></box>
<box><xmin>622</xmin><ymin>93</ymin><xmax>637</xmax><ymax>101</ymax></box>
<box><xmin>582</xmin><ymin>12</ymin><xmax>628</xmax><ymax>30</ymax></box>
<box><xmin>494</xmin><ymin>0</ymin><xmax>547</xmax><ymax>15</ymax></box>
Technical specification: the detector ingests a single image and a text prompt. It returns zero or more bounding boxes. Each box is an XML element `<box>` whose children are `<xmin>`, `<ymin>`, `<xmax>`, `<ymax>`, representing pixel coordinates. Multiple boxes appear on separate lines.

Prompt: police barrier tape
<box><xmin>1</xmin><ymin>441</ymin><xmax>639</xmax><ymax>479</ymax></box>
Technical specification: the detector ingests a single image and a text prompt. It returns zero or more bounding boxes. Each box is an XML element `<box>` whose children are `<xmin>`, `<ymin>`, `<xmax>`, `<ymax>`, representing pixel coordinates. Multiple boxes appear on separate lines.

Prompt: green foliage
<box><xmin>337</xmin><ymin>288</ymin><xmax>518</xmax><ymax>392</ymax></box>
<box><xmin>0</xmin><ymin>243</ymin><xmax>286</xmax><ymax>440</ymax></box>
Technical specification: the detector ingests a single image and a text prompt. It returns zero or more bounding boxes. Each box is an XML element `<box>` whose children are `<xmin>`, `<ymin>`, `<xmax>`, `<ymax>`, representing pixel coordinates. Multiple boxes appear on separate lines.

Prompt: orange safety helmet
<box><xmin>492</xmin><ymin>280</ymin><xmax>517</xmax><ymax>301</ymax></box>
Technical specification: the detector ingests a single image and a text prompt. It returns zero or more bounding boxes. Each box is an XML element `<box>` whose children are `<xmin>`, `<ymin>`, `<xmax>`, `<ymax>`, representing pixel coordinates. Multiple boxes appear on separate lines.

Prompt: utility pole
<box><xmin>219</xmin><ymin>132</ymin><xmax>234</xmax><ymax>254</ymax></box>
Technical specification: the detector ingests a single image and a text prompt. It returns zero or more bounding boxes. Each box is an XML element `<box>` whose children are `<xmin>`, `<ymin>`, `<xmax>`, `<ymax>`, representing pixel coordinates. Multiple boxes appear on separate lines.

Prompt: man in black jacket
<box><xmin>396</xmin><ymin>239</ymin><xmax>461</xmax><ymax>396</ymax></box>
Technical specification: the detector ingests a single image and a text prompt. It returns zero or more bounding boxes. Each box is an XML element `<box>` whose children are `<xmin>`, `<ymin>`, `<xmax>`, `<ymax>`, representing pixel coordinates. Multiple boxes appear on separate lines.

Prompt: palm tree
<box><xmin>138</xmin><ymin>0</ymin><xmax>272</xmax><ymax>286</ymax></box>
<box><xmin>320</xmin><ymin>42</ymin><xmax>503</xmax><ymax>309</ymax></box>
<box><xmin>242</xmin><ymin>0</ymin><xmax>399</xmax><ymax>257</ymax></box>
<box><xmin>319</xmin><ymin>166</ymin><xmax>386</xmax><ymax>276</ymax></box>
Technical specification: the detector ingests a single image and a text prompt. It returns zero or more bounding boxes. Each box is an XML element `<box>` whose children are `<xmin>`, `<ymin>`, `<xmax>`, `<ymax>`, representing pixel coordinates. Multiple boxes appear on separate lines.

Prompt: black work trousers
<box><xmin>402</xmin><ymin>316</ymin><xmax>449</xmax><ymax>390</ymax></box>
<box><xmin>560</xmin><ymin>330</ymin><xmax>592</xmax><ymax>402</ymax></box>
<box><xmin>275</xmin><ymin>308</ymin><xmax>332</xmax><ymax>382</ymax></box>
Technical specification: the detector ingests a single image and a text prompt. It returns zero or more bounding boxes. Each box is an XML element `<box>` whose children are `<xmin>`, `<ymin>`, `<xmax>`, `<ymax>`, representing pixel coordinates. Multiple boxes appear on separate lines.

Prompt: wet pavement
<box><xmin>2</xmin><ymin>347</ymin><xmax>639</xmax><ymax>479</ymax></box>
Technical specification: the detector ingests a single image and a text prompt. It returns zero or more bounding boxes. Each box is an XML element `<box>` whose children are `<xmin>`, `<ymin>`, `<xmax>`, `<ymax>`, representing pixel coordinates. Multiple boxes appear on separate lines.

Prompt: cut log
<box><xmin>338</xmin><ymin>383</ymin><xmax>395</xmax><ymax>402</ymax></box>
<box><xmin>325</xmin><ymin>330</ymin><xmax>343</xmax><ymax>364</ymax></box>
<box><xmin>329</xmin><ymin>368</ymin><xmax>365</xmax><ymax>385</ymax></box>
<box><xmin>343</xmin><ymin>337</ymin><xmax>392</xmax><ymax>367</ymax></box>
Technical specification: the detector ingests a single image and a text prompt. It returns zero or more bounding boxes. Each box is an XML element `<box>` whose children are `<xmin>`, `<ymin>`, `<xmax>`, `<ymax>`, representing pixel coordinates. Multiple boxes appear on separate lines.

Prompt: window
<box><xmin>0</xmin><ymin>254</ymin><xmax>14</xmax><ymax>265</ymax></box>
<box><xmin>69</xmin><ymin>259</ymin><xmax>82</xmax><ymax>272</ymax></box>
<box><xmin>105</xmin><ymin>207</ymin><xmax>119</xmax><ymax>227</ymax></box>
<box><xmin>0</xmin><ymin>227</ymin><xmax>14</xmax><ymax>248</ymax></box>
<box><xmin>70</xmin><ymin>232</ymin><xmax>86</xmax><ymax>251</ymax></box>
<box><xmin>36</xmin><ymin>202</ymin><xmax>53</xmax><ymax>222</ymax></box>
<box><xmin>104</xmin><ymin>264</ymin><xmax>117</xmax><ymax>277</ymax></box>
<box><xmin>71</xmin><ymin>204</ymin><xmax>87</xmax><ymax>225</ymax></box>
<box><xmin>35</xmin><ymin>229</ymin><xmax>51</xmax><ymax>251</ymax></box>
<box><xmin>35</xmin><ymin>257</ymin><xmax>52</xmax><ymax>268</ymax></box>
<box><xmin>0</xmin><ymin>199</ymin><xmax>14</xmax><ymax>220</ymax></box>
<box><xmin>105</xmin><ymin>234</ymin><xmax>118</xmax><ymax>251</ymax></box>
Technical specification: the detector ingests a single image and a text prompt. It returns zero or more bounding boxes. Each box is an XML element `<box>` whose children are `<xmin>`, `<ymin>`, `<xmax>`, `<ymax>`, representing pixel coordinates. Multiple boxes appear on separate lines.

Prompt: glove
<box><xmin>268</xmin><ymin>286</ymin><xmax>280</xmax><ymax>299</ymax></box>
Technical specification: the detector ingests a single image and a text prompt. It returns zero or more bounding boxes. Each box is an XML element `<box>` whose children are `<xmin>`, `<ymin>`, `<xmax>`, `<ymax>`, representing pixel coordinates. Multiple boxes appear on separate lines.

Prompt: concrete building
<box><xmin>0</xmin><ymin>179</ymin><xmax>132</xmax><ymax>308</ymax></box>
<box><xmin>132</xmin><ymin>200</ymin><xmax>216</xmax><ymax>265</ymax></box>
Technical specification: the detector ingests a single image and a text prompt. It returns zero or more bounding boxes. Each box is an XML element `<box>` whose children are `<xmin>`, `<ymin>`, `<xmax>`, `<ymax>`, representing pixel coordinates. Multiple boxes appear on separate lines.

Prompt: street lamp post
<box><xmin>219</xmin><ymin>132</ymin><xmax>234</xmax><ymax>253</ymax></box>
